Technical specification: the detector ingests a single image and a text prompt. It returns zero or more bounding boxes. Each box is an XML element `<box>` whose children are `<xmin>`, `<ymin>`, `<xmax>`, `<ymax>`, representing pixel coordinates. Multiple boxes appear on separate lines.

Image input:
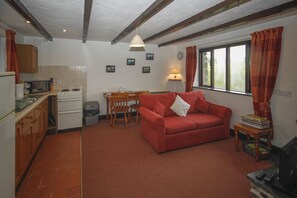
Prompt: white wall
<box><xmin>177</xmin><ymin>14</ymin><xmax>297</xmax><ymax>147</ymax></box>
<box><xmin>23</xmin><ymin>37</ymin><xmax>178</xmax><ymax>115</ymax></box>
<box><xmin>0</xmin><ymin>25</ymin><xmax>24</xmax><ymax>72</ymax></box>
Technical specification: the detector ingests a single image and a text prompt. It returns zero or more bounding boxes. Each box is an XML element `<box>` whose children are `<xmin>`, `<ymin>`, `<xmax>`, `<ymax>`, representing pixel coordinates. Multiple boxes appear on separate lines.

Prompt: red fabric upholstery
<box><xmin>195</xmin><ymin>97</ymin><xmax>210</xmax><ymax>113</ymax></box>
<box><xmin>186</xmin><ymin>113</ymin><xmax>223</xmax><ymax>129</ymax></box>
<box><xmin>152</xmin><ymin>100</ymin><xmax>165</xmax><ymax>117</ymax></box>
<box><xmin>164</xmin><ymin>116</ymin><xmax>196</xmax><ymax>135</ymax></box>
<box><xmin>177</xmin><ymin>91</ymin><xmax>205</xmax><ymax>113</ymax></box>
<box><xmin>140</xmin><ymin>92</ymin><xmax>176</xmax><ymax>116</ymax></box>
<box><xmin>138</xmin><ymin>107</ymin><xmax>164</xmax><ymax>129</ymax></box>
<box><xmin>139</xmin><ymin>91</ymin><xmax>232</xmax><ymax>153</ymax></box>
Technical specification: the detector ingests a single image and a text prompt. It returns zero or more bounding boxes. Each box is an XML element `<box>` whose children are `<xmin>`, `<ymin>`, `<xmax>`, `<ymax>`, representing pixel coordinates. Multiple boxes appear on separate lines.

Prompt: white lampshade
<box><xmin>129</xmin><ymin>34</ymin><xmax>145</xmax><ymax>47</ymax></box>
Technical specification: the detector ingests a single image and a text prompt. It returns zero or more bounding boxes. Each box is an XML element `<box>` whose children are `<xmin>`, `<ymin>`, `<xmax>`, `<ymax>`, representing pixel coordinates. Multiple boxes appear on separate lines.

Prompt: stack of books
<box><xmin>241</xmin><ymin>114</ymin><xmax>271</xmax><ymax>129</ymax></box>
<box><xmin>243</xmin><ymin>141</ymin><xmax>270</xmax><ymax>159</ymax></box>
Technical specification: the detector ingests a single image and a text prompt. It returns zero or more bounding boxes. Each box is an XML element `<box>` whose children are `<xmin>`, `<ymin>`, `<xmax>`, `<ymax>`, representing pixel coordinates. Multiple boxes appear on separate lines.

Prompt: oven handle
<box><xmin>58</xmin><ymin>98</ymin><xmax>82</xmax><ymax>102</ymax></box>
<box><xmin>58</xmin><ymin>110</ymin><xmax>82</xmax><ymax>115</ymax></box>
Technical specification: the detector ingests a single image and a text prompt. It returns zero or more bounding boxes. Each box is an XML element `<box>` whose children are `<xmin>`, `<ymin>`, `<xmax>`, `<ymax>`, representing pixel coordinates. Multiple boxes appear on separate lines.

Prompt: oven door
<box><xmin>58</xmin><ymin>98</ymin><xmax>82</xmax><ymax>111</ymax></box>
<box><xmin>58</xmin><ymin>110</ymin><xmax>82</xmax><ymax>130</ymax></box>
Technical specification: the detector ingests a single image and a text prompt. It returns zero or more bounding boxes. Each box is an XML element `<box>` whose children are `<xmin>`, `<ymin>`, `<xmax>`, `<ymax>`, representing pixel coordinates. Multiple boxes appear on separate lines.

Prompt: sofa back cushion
<box><xmin>177</xmin><ymin>91</ymin><xmax>205</xmax><ymax>113</ymax></box>
<box><xmin>195</xmin><ymin>97</ymin><xmax>210</xmax><ymax>113</ymax></box>
<box><xmin>140</xmin><ymin>92</ymin><xmax>176</xmax><ymax>116</ymax></box>
<box><xmin>152</xmin><ymin>100</ymin><xmax>165</xmax><ymax>117</ymax></box>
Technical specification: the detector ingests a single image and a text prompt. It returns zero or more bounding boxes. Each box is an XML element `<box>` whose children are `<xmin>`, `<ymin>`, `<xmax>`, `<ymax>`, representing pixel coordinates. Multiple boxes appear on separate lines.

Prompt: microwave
<box><xmin>24</xmin><ymin>80</ymin><xmax>51</xmax><ymax>94</ymax></box>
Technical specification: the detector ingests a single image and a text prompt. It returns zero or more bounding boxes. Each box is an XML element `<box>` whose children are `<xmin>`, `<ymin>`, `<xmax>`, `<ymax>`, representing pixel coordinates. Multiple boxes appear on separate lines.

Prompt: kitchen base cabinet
<box><xmin>15</xmin><ymin>98</ymin><xmax>48</xmax><ymax>188</ymax></box>
<box><xmin>15</xmin><ymin>122</ymin><xmax>23</xmax><ymax>186</ymax></box>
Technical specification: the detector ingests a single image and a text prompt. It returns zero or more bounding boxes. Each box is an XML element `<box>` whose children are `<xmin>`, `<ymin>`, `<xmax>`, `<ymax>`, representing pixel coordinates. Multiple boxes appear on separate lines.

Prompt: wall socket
<box><xmin>54</xmin><ymin>80</ymin><xmax>61</xmax><ymax>85</ymax></box>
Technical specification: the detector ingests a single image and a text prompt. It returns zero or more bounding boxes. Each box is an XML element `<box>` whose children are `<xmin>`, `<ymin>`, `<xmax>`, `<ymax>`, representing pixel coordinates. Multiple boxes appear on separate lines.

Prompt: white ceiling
<box><xmin>0</xmin><ymin>0</ymin><xmax>294</xmax><ymax>45</ymax></box>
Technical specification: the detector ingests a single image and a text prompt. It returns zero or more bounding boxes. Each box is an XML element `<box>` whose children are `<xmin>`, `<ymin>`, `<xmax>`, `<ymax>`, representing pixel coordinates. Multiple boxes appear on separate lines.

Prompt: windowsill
<box><xmin>193</xmin><ymin>86</ymin><xmax>252</xmax><ymax>97</ymax></box>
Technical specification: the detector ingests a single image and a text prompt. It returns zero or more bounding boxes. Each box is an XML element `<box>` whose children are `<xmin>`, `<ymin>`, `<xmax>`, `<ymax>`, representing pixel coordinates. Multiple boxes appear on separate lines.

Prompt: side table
<box><xmin>234</xmin><ymin>123</ymin><xmax>272</xmax><ymax>161</ymax></box>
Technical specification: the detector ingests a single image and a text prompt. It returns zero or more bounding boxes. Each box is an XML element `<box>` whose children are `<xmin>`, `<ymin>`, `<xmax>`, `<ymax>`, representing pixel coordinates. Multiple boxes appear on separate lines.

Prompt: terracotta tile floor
<box><xmin>16</xmin><ymin>131</ymin><xmax>81</xmax><ymax>198</ymax></box>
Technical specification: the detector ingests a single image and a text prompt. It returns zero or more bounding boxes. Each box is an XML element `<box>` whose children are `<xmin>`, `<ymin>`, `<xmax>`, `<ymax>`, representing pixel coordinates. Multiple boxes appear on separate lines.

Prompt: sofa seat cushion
<box><xmin>186</xmin><ymin>113</ymin><xmax>223</xmax><ymax>129</ymax></box>
<box><xmin>164</xmin><ymin>116</ymin><xmax>196</xmax><ymax>135</ymax></box>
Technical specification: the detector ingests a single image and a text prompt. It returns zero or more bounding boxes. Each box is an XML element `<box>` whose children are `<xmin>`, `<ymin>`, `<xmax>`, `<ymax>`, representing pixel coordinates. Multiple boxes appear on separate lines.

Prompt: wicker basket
<box><xmin>243</xmin><ymin>140</ymin><xmax>271</xmax><ymax>160</ymax></box>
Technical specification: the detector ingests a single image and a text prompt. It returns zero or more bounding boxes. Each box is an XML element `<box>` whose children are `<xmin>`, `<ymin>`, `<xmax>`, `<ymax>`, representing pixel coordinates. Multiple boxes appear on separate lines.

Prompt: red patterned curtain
<box><xmin>250</xmin><ymin>27</ymin><xmax>283</xmax><ymax>122</ymax></box>
<box><xmin>185</xmin><ymin>46</ymin><xmax>197</xmax><ymax>92</ymax></box>
<box><xmin>6</xmin><ymin>30</ymin><xmax>20</xmax><ymax>83</ymax></box>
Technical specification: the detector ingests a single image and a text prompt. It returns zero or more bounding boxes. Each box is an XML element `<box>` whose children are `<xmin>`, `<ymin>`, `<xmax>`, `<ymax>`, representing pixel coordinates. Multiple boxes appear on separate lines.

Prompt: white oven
<box><xmin>58</xmin><ymin>88</ymin><xmax>82</xmax><ymax>131</ymax></box>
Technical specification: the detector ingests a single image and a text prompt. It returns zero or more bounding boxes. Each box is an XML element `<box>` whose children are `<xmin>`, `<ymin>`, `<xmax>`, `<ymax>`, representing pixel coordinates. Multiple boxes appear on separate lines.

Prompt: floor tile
<box><xmin>16</xmin><ymin>131</ymin><xmax>81</xmax><ymax>198</ymax></box>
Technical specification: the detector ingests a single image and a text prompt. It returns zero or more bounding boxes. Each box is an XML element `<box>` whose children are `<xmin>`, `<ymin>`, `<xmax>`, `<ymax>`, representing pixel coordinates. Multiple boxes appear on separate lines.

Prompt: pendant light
<box><xmin>129</xmin><ymin>29</ymin><xmax>145</xmax><ymax>48</ymax></box>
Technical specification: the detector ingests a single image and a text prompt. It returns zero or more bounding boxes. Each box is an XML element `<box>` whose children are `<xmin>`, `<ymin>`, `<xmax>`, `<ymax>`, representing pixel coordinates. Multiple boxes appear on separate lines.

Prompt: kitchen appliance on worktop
<box><xmin>24</xmin><ymin>80</ymin><xmax>51</xmax><ymax>94</ymax></box>
<box><xmin>0</xmin><ymin>72</ymin><xmax>15</xmax><ymax>198</ymax></box>
<box><xmin>58</xmin><ymin>88</ymin><xmax>83</xmax><ymax>131</ymax></box>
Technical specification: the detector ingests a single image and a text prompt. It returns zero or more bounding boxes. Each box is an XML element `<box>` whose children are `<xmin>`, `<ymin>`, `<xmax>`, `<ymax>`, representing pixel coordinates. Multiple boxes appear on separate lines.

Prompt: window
<box><xmin>199</xmin><ymin>41</ymin><xmax>251</xmax><ymax>94</ymax></box>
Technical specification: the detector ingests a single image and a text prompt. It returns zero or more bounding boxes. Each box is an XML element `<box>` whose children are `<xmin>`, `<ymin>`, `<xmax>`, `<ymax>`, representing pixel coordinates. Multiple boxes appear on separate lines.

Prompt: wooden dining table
<box><xmin>103</xmin><ymin>90</ymin><xmax>169</xmax><ymax>119</ymax></box>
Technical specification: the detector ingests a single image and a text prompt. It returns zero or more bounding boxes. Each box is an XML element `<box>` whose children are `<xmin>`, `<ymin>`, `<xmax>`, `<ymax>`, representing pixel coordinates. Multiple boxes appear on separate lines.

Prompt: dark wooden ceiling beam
<box><xmin>144</xmin><ymin>0</ymin><xmax>251</xmax><ymax>43</ymax></box>
<box><xmin>82</xmin><ymin>0</ymin><xmax>93</xmax><ymax>43</ymax></box>
<box><xmin>158</xmin><ymin>1</ymin><xmax>297</xmax><ymax>47</ymax></box>
<box><xmin>111</xmin><ymin>0</ymin><xmax>174</xmax><ymax>45</ymax></box>
<box><xmin>4</xmin><ymin>0</ymin><xmax>53</xmax><ymax>41</ymax></box>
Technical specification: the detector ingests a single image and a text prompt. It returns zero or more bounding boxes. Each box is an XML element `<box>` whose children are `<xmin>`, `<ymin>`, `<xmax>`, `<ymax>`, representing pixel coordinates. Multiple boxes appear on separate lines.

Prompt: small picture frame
<box><xmin>146</xmin><ymin>53</ymin><xmax>154</xmax><ymax>60</ymax></box>
<box><xmin>127</xmin><ymin>58</ymin><xmax>135</xmax><ymax>65</ymax></box>
<box><xmin>106</xmin><ymin>65</ymin><xmax>115</xmax><ymax>73</ymax></box>
<box><xmin>142</xmin><ymin>66</ymin><xmax>150</xmax><ymax>73</ymax></box>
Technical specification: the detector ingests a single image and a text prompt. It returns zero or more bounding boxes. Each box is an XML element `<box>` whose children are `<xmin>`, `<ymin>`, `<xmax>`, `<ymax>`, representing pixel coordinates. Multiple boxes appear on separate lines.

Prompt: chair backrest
<box><xmin>110</xmin><ymin>92</ymin><xmax>129</xmax><ymax>112</ymax></box>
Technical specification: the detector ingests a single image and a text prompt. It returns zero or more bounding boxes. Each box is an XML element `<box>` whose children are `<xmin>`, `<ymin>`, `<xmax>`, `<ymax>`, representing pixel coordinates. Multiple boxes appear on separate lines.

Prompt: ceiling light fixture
<box><xmin>25</xmin><ymin>20</ymin><xmax>30</xmax><ymax>24</ymax></box>
<box><xmin>129</xmin><ymin>29</ymin><xmax>145</xmax><ymax>48</ymax></box>
<box><xmin>63</xmin><ymin>29</ymin><xmax>67</xmax><ymax>32</ymax></box>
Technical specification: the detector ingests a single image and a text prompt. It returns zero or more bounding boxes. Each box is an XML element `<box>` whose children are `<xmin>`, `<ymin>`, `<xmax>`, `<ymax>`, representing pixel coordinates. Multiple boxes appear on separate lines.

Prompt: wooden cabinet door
<box><xmin>16</xmin><ymin>44</ymin><xmax>38</xmax><ymax>73</ymax></box>
<box><xmin>32</xmin><ymin>111</ymin><xmax>42</xmax><ymax>151</ymax></box>
<box><xmin>22</xmin><ymin>122</ymin><xmax>33</xmax><ymax>172</ymax></box>
<box><xmin>15</xmin><ymin>121</ymin><xmax>24</xmax><ymax>186</ymax></box>
<box><xmin>31</xmin><ymin>46</ymin><xmax>38</xmax><ymax>72</ymax></box>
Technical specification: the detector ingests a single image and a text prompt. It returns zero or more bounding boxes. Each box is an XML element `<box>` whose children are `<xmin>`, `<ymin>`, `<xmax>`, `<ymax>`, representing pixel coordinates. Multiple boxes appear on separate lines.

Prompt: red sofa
<box><xmin>138</xmin><ymin>91</ymin><xmax>232</xmax><ymax>153</ymax></box>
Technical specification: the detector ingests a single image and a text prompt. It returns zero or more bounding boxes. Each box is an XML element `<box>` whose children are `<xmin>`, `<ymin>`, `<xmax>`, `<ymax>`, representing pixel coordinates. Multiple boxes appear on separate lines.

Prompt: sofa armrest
<box><xmin>139</xmin><ymin>106</ymin><xmax>165</xmax><ymax>129</ymax></box>
<box><xmin>208</xmin><ymin>103</ymin><xmax>232</xmax><ymax>120</ymax></box>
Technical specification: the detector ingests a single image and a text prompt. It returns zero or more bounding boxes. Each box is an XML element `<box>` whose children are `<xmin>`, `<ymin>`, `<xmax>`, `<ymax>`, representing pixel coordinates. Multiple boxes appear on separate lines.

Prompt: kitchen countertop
<box><xmin>15</xmin><ymin>90</ymin><xmax>59</xmax><ymax>123</ymax></box>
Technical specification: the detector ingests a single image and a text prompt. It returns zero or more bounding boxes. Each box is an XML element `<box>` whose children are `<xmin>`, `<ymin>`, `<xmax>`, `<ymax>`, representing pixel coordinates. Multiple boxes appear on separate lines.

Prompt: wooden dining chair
<box><xmin>129</xmin><ymin>91</ymin><xmax>150</xmax><ymax>124</ymax></box>
<box><xmin>109</xmin><ymin>92</ymin><xmax>130</xmax><ymax>127</ymax></box>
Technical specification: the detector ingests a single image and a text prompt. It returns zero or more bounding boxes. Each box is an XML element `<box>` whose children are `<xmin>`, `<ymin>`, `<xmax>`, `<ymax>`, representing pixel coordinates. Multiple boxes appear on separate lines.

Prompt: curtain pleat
<box><xmin>185</xmin><ymin>46</ymin><xmax>197</xmax><ymax>92</ymax></box>
<box><xmin>6</xmin><ymin>30</ymin><xmax>20</xmax><ymax>83</ymax></box>
<box><xmin>250</xmin><ymin>26</ymin><xmax>283</xmax><ymax>122</ymax></box>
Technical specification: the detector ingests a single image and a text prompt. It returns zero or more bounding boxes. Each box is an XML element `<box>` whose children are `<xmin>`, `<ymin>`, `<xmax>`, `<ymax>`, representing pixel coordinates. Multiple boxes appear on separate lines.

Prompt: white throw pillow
<box><xmin>170</xmin><ymin>95</ymin><xmax>190</xmax><ymax>117</ymax></box>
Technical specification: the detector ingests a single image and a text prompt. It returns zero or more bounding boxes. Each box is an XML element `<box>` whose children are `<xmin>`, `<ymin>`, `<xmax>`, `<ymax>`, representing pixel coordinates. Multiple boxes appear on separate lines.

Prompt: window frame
<box><xmin>198</xmin><ymin>41</ymin><xmax>251</xmax><ymax>94</ymax></box>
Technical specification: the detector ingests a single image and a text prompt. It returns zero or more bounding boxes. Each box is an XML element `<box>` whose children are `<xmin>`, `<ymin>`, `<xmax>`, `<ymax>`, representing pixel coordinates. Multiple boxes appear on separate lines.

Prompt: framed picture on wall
<box><xmin>146</xmin><ymin>53</ymin><xmax>154</xmax><ymax>60</ymax></box>
<box><xmin>142</xmin><ymin>66</ymin><xmax>150</xmax><ymax>73</ymax></box>
<box><xmin>127</xmin><ymin>58</ymin><xmax>135</xmax><ymax>65</ymax></box>
<box><xmin>106</xmin><ymin>65</ymin><xmax>115</xmax><ymax>73</ymax></box>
